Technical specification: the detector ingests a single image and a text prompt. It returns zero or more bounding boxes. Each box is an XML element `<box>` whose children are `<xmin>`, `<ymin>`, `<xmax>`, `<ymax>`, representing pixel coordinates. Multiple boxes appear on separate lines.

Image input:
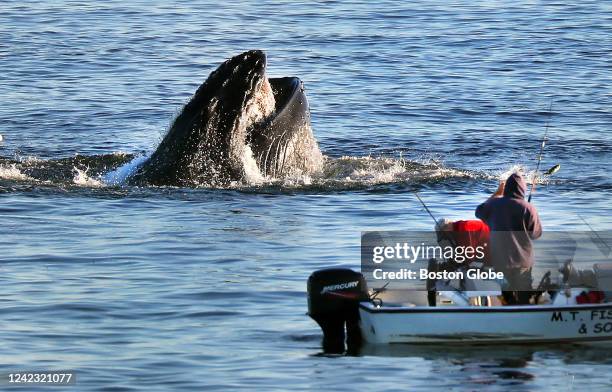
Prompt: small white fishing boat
<box><xmin>359</xmin><ymin>288</ymin><xmax>612</xmax><ymax>345</ymax></box>
<box><xmin>307</xmin><ymin>264</ymin><xmax>612</xmax><ymax>351</ymax></box>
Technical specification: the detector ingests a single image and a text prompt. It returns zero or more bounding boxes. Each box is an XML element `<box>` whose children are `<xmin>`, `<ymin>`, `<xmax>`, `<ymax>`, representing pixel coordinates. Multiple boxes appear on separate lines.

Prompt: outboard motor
<box><xmin>307</xmin><ymin>268</ymin><xmax>369</xmax><ymax>353</ymax></box>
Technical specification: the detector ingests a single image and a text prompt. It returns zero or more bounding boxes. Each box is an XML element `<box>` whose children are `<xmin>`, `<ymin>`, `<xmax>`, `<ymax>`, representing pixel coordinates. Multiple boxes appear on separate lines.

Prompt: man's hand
<box><xmin>492</xmin><ymin>180</ymin><xmax>505</xmax><ymax>198</ymax></box>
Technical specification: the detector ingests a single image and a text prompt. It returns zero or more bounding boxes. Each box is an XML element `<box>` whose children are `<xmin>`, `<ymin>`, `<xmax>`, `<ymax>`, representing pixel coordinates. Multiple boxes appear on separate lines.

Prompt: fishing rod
<box><xmin>528</xmin><ymin>100</ymin><xmax>554</xmax><ymax>203</ymax></box>
<box><xmin>414</xmin><ymin>191</ymin><xmax>439</xmax><ymax>226</ymax></box>
<box><xmin>577</xmin><ymin>214</ymin><xmax>611</xmax><ymax>257</ymax></box>
<box><xmin>413</xmin><ymin>191</ymin><xmax>461</xmax><ymax>307</ymax></box>
<box><xmin>374</xmin><ymin>192</ymin><xmax>437</xmax><ymax>302</ymax></box>
<box><xmin>413</xmin><ymin>191</ymin><xmax>458</xmax><ymax>249</ymax></box>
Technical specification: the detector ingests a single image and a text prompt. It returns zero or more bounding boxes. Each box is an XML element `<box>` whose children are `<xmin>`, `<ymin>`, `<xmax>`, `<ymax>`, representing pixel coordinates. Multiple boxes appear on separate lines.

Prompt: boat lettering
<box><xmin>320</xmin><ymin>281</ymin><xmax>359</xmax><ymax>294</ymax></box>
<box><xmin>551</xmin><ymin>312</ymin><xmax>564</xmax><ymax>322</ymax></box>
<box><xmin>591</xmin><ymin>310</ymin><xmax>612</xmax><ymax>321</ymax></box>
<box><xmin>551</xmin><ymin>311</ymin><xmax>585</xmax><ymax>323</ymax></box>
<box><xmin>569</xmin><ymin>311</ymin><xmax>579</xmax><ymax>321</ymax></box>
<box><xmin>593</xmin><ymin>322</ymin><xmax>612</xmax><ymax>334</ymax></box>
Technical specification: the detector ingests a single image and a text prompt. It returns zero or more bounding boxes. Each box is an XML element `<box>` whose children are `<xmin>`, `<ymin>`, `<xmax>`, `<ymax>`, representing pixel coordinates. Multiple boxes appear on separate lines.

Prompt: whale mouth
<box><xmin>248</xmin><ymin>77</ymin><xmax>301</xmax><ymax>174</ymax></box>
<box><xmin>270</xmin><ymin>77</ymin><xmax>303</xmax><ymax>115</ymax></box>
<box><xmin>249</xmin><ymin>77</ymin><xmax>323</xmax><ymax>179</ymax></box>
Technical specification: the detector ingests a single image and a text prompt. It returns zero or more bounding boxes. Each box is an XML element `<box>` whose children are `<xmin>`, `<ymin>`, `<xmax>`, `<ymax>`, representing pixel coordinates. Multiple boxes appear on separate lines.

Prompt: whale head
<box><xmin>131</xmin><ymin>50</ymin><xmax>321</xmax><ymax>187</ymax></box>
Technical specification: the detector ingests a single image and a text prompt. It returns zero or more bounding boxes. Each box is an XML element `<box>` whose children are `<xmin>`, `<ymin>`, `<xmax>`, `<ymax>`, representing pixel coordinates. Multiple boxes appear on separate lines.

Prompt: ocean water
<box><xmin>1</xmin><ymin>1</ymin><xmax>611</xmax><ymax>391</ymax></box>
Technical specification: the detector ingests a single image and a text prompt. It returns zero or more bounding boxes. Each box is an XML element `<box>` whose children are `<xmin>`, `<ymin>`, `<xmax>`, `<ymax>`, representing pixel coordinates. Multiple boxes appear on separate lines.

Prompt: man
<box><xmin>427</xmin><ymin>218</ymin><xmax>491</xmax><ymax>306</ymax></box>
<box><xmin>434</xmin><ymin>218</ymin><xmax>491</xmax><ymax>266</ymax></box>
<box><xmin>476</xmin><ymin>173</ymin><xmax>542</xmax><ymax>305</ymax></box>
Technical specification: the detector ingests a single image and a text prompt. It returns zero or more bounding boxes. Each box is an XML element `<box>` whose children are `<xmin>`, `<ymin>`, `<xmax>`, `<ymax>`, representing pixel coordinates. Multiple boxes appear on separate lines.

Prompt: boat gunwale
<box><xmin>359</xmin><ymin>301</ymin><xmax>612</xmax><ymax>314</ymax></box>
<box><xmin>377</xmin><ymin>335</ymin><xmax>612</xmax><ymax>345</ymax></box>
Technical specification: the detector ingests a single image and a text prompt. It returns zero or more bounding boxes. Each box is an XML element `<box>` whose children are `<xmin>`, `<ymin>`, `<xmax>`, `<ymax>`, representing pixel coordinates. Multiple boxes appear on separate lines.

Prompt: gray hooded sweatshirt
<box><xmin>476</xmin><ymin>173</ymin><xmax>543</xmax><ymax>270</ymax></box>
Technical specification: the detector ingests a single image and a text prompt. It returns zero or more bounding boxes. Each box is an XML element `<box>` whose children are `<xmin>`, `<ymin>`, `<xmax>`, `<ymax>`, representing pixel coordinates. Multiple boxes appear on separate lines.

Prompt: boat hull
<box><xmin>359</xmin><ymin>302</ymin><xmax>612</xmax><ymax>344</ymax></box>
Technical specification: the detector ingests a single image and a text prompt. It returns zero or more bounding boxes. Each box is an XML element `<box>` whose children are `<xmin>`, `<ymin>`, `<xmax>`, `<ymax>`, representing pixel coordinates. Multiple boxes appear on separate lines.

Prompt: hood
<box><xmin>503</xmin><ymin>173</ymin><xmax>527</xmax><ymax>199</ymax></box>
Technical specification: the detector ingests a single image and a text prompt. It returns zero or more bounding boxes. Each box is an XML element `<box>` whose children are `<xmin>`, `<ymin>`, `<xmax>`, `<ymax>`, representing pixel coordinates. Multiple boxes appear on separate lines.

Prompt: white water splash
<box><xmin>21</xmin><ymin>156</ymin><xmax>43</xmax><ymax>164</ymax></box>
<box><xmin>240</xmin><ymin>144</ymin><xmax>265</xmax><ymax>185</ymax></box>
<box><xmin>0</xmin><ymin>152</ymin><xmax>489</xmax><ymax>190</ymax></box>
<box><xmin>317</xmin><ymin>156</ymin><xmax>473</xmax><ymax>185</ymax></box>
<box><xmin>329</xmin><ymin>156</ymin><xmax>407</xmax><ymax>183</ymax></box>
<box><xmin>103</xmin><ymin>154</ymin><xmax>149</xmax><ymax>185</ymax></box>
<box><xmin>495</xmin><ymin>164</ymin><xmax>548</xmax><ymax>185</ymax></box>
<box><xmin>73</xmin><ymin>167</ymin><xmax>104</xmax><ymax>187</ymax></box>
<box><xmin>225</xmin><ymin>155</ymin><xmax>481</xmax><ymax>189</ymax></box>
<box><xmin>496</xmin><ymin>164</ymin><xmax>526</xmax><ymax>181</ymax></box>
<box><xmin>0</xmin><ymin>164</ymin><xmax>32</xmax><ymax>181</ymax></box>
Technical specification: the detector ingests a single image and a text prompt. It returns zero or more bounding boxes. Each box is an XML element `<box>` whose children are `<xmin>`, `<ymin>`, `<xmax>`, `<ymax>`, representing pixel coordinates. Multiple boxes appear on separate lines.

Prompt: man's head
<box><xmin>503</xmin><ymin>172</ymin><xmax>527</xmax><ymax>199</ymax></box>
<box><xmin>434</xmin><ymin>218</ymin><xmax>454</xmax><ymax>246</ymax></box>
<box><xmin>435</xmin><ymin>218</ymin><xmax>453</xmax><ymax>232</ymax></box>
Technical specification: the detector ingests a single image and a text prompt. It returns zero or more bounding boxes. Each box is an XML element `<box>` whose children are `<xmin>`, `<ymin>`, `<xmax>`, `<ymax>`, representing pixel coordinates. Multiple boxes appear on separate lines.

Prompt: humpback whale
<box><xmin>130</xmin><ymin>50</ymin><xmax>323</xmax><ymax>187</ymax></box>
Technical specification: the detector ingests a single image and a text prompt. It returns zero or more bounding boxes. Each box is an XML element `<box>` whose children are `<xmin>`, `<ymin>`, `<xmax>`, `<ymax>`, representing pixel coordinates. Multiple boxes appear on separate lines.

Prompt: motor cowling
<box><xmin>307</xmin><ymin>268</ymin><xmax>369</xmax><ymax>353</ymax></box>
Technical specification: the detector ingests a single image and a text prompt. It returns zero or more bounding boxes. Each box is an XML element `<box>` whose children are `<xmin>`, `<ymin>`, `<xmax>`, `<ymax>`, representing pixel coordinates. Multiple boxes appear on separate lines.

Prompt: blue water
<box><xmin>1</xmin><ymin>1</ymin><xmax>611</xmax><ymax>390</ymax></box>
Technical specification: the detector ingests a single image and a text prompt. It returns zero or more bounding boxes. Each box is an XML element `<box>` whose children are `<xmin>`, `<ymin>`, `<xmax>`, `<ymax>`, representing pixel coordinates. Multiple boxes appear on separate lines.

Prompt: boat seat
<box><xmin>376</xmin><ymin>289</ymin><xmax>429</xmax><ymax>307</ymax></box>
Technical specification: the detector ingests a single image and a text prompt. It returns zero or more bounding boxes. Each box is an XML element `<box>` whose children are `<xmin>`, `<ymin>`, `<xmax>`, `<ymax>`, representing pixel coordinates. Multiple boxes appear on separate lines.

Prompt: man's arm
<box><xmin>476</xmin><ymin>181</ymin><xmax>505</xmax><ymax>220</ymax></box>
<box><xmin>526</xmin><ymin>206</ymin><xmax>543</xmax><ymax>240</ymax></box>
<box><xmin>491</xmin><ymin>180</ymin><xmax>505</xmax><ymax>199</ymax></box>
